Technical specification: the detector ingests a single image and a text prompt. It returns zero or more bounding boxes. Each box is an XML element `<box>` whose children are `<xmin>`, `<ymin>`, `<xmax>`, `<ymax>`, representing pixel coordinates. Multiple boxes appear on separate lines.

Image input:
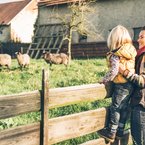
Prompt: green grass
<box><xmin>0</xmin><ymin>57</ymin><xmax>114</xmax><ymax>144</ymax></box>
<box><xmin>0</xmin><ymin>57</ymin><xmax>107</xmax><ymax>95</ymax></box>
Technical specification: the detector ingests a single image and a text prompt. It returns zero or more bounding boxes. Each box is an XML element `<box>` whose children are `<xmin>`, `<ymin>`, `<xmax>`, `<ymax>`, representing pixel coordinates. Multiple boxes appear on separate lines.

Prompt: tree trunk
<box><xmin>68</xmin><ymin>28</ymin><xmax>72</xmax><ymax>65</ymax></box>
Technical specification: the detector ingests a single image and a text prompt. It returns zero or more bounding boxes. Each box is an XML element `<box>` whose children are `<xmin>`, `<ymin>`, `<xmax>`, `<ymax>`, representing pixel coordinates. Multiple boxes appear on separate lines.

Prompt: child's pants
<box><xmin>109</xmin><ymin>82</ymin><xmax>133</xmax><ymax>132</ymax></box>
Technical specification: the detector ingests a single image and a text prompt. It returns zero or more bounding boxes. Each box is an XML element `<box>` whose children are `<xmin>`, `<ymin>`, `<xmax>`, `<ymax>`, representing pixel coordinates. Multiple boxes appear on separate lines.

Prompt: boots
<box><xmin>116</xmin><ymin>130</ymin><xmax>124</xmax><ymax>139</ymax></box>
<box><xmin>116</xmin><ymin>128</ymin><xmax>130</xmax><ymax>139</ymax></box>
<box><xmin>97</xmin><ymin>128</ymin><xmax>116</xmax><ymax>143</ymax></box>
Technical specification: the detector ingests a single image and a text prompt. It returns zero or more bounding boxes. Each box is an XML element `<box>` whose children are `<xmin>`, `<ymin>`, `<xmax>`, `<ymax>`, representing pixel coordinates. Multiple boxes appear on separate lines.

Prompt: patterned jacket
<box><xmin>105</xmin><ymin>43</ymin><xmax>137</xmax><ymax>83</ymax></box>
<box><xmin>123</xmin><ymin>51</ymin><xmax>145</xmax><ymax>107</ymax></box>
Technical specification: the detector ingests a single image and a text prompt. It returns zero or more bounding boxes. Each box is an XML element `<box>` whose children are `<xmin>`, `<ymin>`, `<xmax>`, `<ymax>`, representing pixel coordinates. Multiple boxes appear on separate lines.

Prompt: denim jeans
<box><xmin>109</xmin><ymin>82</ymin><xmax>133</xmax><ymax>132</ymax></box>
<box><xmin>131</xmin><ymin>105</ymin><xmax>145</xmax><ymax>145</ymax></box>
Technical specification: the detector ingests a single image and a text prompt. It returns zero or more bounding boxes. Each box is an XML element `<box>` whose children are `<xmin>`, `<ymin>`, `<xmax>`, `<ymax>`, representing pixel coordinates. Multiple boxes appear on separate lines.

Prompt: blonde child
<box><xmin>98</xmin><ymin>25</ymin><xmax>137</xmax><ymax>142</ymax></box>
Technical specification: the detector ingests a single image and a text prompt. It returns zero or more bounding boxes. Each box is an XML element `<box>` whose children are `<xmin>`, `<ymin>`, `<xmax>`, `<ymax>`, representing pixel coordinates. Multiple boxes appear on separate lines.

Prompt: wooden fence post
<box><xmin>41</xmin><ymin>69</ymin><xmax>49</xmax><ymax>145</ymax></box>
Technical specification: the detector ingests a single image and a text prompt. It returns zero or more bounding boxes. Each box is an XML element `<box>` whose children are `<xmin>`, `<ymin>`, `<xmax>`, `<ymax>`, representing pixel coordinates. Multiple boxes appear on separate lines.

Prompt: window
<box><xmin>133</xmin><ymin>27</ymin><xmax>142</xmax><ymax>41</ymax></box>
<box><xmin>79</xmin><ymin>34</ymin><xmax>87</xmax><ymax>43</ymax></box>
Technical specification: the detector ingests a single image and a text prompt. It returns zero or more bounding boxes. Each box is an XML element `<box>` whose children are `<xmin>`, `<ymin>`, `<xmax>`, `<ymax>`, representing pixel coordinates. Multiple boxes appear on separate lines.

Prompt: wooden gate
<box><xmin>27</xmin><ymin>23</ymin><xmax>68</xmax><ymax>59</ymax></box>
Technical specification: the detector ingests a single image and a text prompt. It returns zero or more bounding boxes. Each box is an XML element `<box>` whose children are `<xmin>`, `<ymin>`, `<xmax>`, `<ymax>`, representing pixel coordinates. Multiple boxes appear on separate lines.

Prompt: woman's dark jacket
<box><xmin>123</xmin><ymin>51</ymin><xmax>145</xmax><ymax>107</ymax></box>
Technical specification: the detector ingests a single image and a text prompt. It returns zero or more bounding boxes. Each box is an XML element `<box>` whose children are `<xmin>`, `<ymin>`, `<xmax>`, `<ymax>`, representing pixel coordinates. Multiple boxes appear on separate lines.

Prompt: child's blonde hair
<box><xmin>107</xmin><ymin>25</ymin><xmax>132</xmax><ymax>51</ymax></box>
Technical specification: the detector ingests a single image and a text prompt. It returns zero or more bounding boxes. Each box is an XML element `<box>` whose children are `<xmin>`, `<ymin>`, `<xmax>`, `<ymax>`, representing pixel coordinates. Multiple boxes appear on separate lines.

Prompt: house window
<box><xmin>133</xmin><ymin>27</ymin><xmax>142</xmax><ymax>41</ymax></box>
<box><xmin>79</xmin><ymin>34</ymin><xmax>87</xmax><ymax>43</ymax></box>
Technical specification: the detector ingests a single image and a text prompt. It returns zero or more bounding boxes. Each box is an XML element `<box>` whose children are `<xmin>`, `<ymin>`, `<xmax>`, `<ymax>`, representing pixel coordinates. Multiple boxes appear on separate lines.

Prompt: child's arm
<box><xmin>101</xmin><ymin>54</ymin><xmax>119</xmax><ymax>84</ymax></box>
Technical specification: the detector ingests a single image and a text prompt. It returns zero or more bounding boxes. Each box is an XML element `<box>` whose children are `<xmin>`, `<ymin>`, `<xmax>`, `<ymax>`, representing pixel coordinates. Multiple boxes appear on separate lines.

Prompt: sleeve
<box><xmin>102</xmin><ymin>54</ymin><xmax>119</xmax><ymax>83</ymax></box>
<box><xmin>123</xmin><ymin>70</ymin><xmax>145</xmax><ymax>88</ymax></box>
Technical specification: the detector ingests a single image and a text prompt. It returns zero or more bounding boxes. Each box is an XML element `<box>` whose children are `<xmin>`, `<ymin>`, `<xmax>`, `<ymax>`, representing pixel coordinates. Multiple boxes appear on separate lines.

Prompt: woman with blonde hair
<box><xmin>98</xmin><ymin>25</ymin><xmax>137</xmax><ymax>143</ymax></box>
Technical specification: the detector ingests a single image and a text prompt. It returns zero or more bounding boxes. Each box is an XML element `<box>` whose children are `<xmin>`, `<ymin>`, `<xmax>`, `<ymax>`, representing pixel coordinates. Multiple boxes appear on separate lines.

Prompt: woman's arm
<box><xmin>120</xmin><ymin>67</ymin><xmax>145</xmax><ymax>88</ymax></box>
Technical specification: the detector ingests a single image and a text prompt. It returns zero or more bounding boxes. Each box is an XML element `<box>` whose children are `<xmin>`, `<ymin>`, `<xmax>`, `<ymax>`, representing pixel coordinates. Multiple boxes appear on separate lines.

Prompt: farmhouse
<box><xmin>0</xmin><ymin>0</ymin><xmax>38</xmax><ymax>43</ymax></box>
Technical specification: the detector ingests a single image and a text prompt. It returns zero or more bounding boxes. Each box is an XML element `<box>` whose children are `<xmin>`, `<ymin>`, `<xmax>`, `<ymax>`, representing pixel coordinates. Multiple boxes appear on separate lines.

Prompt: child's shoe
<box><xmin>97</xmin><ymin>128</ymin><xmax>116</xmax><ymax>143</ymax></box>
<box><xmin>116</xmin><ymin>130</ymin><xmax>124</xmax><ymax>139</ymax></box>
<box><xmin>116</xmin><ymin>129</ymin><xmax>130</xmax><ymax>139</ymax></box>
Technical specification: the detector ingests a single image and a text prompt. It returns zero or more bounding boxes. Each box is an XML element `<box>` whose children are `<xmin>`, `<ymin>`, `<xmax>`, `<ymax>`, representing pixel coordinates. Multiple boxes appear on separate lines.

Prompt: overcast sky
<box><xmin>0</xmin><ymin>0</ymin><xmax>23</xmax><ymax>3</ymax></box>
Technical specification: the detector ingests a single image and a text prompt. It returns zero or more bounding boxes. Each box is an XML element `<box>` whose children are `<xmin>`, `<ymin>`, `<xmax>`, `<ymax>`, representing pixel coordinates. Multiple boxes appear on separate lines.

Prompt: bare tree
<box><xmin>51</xmin><ymin>0</ymin><xmax>97</xmax><ymax>64</ymax></box>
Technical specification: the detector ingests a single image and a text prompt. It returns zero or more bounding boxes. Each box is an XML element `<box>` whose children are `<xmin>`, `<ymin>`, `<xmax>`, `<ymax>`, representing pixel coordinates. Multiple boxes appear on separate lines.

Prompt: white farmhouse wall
<box><xmin>11</xmin><ymin>0</ymin><xmax>38</xmax><ymax>43</ymax></box>
<box><xmin>37</xmin><ymin>0</ymin><xmax>145</xmax><ymax>43</ymax></box>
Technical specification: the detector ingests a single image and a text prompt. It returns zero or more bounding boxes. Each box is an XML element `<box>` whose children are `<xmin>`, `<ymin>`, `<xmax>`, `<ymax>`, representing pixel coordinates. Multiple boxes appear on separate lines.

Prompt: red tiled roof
<box><xmin>38</xmin><ymin>0</ymin><xmax>80</xmax><ymax>6</ymax></box>
<box><xmin>0</xmin><ymin>0</ymin><xmax>31</xmax><ymax>24</ymax></box>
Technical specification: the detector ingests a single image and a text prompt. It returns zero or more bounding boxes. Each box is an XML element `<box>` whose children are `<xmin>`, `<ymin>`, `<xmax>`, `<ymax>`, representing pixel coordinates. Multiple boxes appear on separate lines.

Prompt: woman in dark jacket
<box><xmin>120</xmin><ymin>26</ymin><xmax>145</xmax><ymax>145</ymax></box>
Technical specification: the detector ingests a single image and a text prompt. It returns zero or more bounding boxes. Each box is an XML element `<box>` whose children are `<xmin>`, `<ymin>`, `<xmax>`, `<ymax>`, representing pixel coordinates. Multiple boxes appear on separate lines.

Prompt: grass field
<box><xmin>0</xmin><ymin>57</ymin><xmax>107</xmax><ymax>95</ymax></box>
<box><xmin>0</xmin><ymin>57</ymin><xmax>112</xmax><ymax>144</ymax></box>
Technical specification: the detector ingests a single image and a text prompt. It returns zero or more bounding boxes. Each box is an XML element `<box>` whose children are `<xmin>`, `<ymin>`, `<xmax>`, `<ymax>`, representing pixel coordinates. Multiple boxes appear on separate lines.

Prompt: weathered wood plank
<box><xmin>79</xmin><ymin>138</ymin><xmax>110</xmax><ymax>145</ymax></box>
<box><xmin>49</xmin><ymin>83</ymin><xmax>107</xmax><ymax>109</ymax></box>
<box><xmin>48</xmin><ymin>108</ymin><xmax>108</xmax><ymax>144</ymax></box>
<box><xmin>0</xmin><ymin>90</ymin><xmax>41</xmax><ymax>119</ymax></box>
<box><xmin>0</xmin><ymin>84</ymin><xmax>107</xmax><ymax>119</ymax></box>
<box><xmin>0</xmin><ymin>123</ymin><xmax>40</xmax><ymax>145</ymax></box>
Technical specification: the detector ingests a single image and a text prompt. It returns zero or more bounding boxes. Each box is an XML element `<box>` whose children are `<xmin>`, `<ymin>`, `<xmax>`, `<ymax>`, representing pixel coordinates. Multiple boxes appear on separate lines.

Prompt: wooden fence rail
<box><xmin>0</xmin><ymin>70</ymin><xmax>132</xmax><ymax>145</ymax></box>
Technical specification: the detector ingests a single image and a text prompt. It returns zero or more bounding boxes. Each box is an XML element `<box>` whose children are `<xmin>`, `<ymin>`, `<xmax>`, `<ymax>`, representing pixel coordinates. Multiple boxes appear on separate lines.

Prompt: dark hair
<box><xmin>141</xmin><ymin>26</ymin><xmax>145</xmax><ymax>30</ymax></box>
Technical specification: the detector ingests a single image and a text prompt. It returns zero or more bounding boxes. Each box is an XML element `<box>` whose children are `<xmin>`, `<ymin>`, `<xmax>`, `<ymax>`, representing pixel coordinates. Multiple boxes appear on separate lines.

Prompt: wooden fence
<box><xmin>0</xmin><ymin>70</ymin><xmax>132</xmax><ymax>145</ymax></box>
<box><xmin>61</xmin><ymin>42</ymin><xmax>108</xmax><ymax>58</ymax></box>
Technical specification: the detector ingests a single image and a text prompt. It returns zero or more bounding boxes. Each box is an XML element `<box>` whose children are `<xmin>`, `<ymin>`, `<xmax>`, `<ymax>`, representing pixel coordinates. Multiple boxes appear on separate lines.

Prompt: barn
<box><xmin>27</xmin><ymin>0</ymin><xmax>142</xmax><ymax>58</ymax></box>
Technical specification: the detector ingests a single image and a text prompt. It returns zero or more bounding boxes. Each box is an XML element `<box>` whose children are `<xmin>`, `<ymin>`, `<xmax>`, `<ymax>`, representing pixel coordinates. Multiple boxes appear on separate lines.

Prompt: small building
<box><xmin>0</xmin><ymin>0</ymin><xmax>38</xmax><ymax>43</ymax></box>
